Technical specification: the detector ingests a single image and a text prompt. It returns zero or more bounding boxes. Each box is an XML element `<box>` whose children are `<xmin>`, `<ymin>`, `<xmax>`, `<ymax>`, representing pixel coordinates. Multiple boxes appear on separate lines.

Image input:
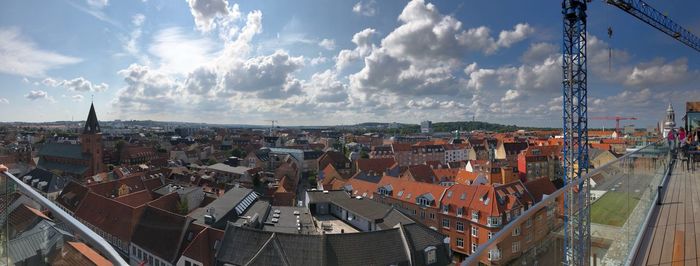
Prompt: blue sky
<box><xmin>1</xmin><ymin>0</ymin><xmax>699</xmax><ymax>127</ymax></box>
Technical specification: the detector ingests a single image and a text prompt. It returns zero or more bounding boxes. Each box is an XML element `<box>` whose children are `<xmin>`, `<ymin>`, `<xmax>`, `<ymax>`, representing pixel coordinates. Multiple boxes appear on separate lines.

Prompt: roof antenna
<box><xmin>91</xmin><ymin>94</ymin><xmax>94</xmax><ymax>103</ymax></box>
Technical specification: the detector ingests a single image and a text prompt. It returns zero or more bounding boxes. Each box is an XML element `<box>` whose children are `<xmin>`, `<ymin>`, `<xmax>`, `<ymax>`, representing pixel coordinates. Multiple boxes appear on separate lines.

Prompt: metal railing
<box><xmin>1</xmin><ymin>171</ymin><xmax>128</xmax><ymax>265</ymax></box>
<box><xmin>464</xmin><ymin>140</ymin><xmax>670</xmax><ymax>265</ymax></box>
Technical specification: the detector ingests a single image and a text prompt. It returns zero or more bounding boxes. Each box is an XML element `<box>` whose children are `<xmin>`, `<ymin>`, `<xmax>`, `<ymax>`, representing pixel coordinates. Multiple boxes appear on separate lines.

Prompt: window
<box><xmin>456</xmin><ymin>207</ymin><xmax>463</xmax><ymax>217</ymax></box>
<box><xmin>472</xmin><ymin>210</ymin><xmax>479</xmax><ymax>221</ymax></box>
<box><xmin>429</xmin><ymin>213</ymin><xmax>436</xmax><ymax>220</ymax></box>
<box><xmin>442</xmin><ymin>204</ymin><xmax>449</xmax><ymax>213</ymax></box>
<box><xmin>420</xmin><ymin>210</ymin><xmax>425</xmax><ymax>219</ymax></box>
<box><xmin>425</xmin><ymin>246</ymin><xmax>437</xmax><ymax>264</ymax></box>
<box><xmin>132</xmin><ymin>246</ymin><xmax>136</xmax><ymax>255</ymax></box>
<box><xmin>185</xmin><ymin>261</ymin><xmax>192</xmax><ymax>266</ymax></box>
<box><xmin>418</xmin><ymin>197</ymin><xmax>430</xmax><ymax>206</ymax></box>
<box><xmin>488</xmin><ymin>248</ymin><xmax>501</xmax><ymax>261</ymax></box>
<box><xmin>488</xmin><ymin>231</ymin><xmax>493</xmax><ymax>239</ymax></box>
<box><xmin>456</xmin><ymin>221</ymin><xmax>464</xmax><ymax>232</ymax></box>
<box><xmin>412</xmin><ymin>209</ymin><xmax>417</xmax><ymax>215</ymax></box>
<box><xmin>137</xmin><ymin>249</ymin><xmax>142</xmax><ymax>259</ymax></box>
<box><xmin>525</xmin><ymin>218</ymin><xmax>532</xmax><ymax>228</ymax></box>
<box><xmin>471</xmin><ymin>243</ymin><xmax>478</xmax><ymax>253</ymax></box>
<box><xmin>447</xmin><ymin>191</ymin><xmax>453</xmax><ymax>198</ymax></box>
<box><xmin>512</xmin><ymin>241</ymin><xmax>520</xmax><ymax>253</ymax></box>
<box><xmin>512</xmin><ymin>225</ymin><xmax>521</xmax><ymax>236</ymax></box>
<box><xmin>471</xmin><ymin>226</ymin><xmax>478</xmax><ymax>237</ymax></box>
<box><xmin>442</xmin><ymin>218</ymin><xmax>450</xmax><ymax>228</ymax></box>
<box><xmin>456</xmin><ymin>237</ymin><xmax>464</xmax><ymax>248</ymax></box>
<box><xmin>525</xmin><ymin>232</ymin><xmax>532</xmax><ymax>243</ymax></box>
<box><xmin>487</xmin><ymin>216</ymin><xmax>501</xmax><ymax>227</ymax></box>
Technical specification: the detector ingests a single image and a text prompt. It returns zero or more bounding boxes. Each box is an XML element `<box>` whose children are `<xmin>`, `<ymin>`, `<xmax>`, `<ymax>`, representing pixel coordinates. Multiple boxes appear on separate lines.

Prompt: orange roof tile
<box><xmin>377</xmin><ymin>176</ymin><xmax>447</xmax><ymax>208</ymax></box>
<box><xmin>67</xmin><ymin>242</ymin><xmax>112</xmax><ymax>266</ymax></box>
<box><xmin>346</xmin><ymin>178</ymin><xmax>380</xmax><ymax>199</ymax></box>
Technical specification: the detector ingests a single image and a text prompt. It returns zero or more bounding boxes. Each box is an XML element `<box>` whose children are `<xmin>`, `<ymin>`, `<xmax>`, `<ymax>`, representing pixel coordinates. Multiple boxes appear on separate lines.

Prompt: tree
<box><xmin>229</xmin><ymin>148</ymin><xmax>245</xmax><ymax>158</ymax></box>
<box><xmin>252</xmin><ymin>175</ymin><xmax>261</xmax><ymax>188</ymax></box>
<box><xmin>175</xmin><ymin>198</ymin><xmax>189</xmax><ymax>215</ymax></box>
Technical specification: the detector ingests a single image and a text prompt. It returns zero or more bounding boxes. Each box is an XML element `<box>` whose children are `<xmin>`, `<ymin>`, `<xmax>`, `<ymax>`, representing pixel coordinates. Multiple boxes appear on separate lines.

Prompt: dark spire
<box><xmin>83</xmin><ymin>103</ymin><xmax>101</xmax><ymax>134</ymax></box>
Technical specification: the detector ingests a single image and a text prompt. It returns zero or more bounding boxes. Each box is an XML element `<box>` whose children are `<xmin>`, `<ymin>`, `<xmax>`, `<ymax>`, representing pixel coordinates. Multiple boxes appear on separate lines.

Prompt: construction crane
<box><xmin>590</xmin><ymin>116</ymin><xmax>638</xmax><ymax>134</ymax></box>
<box><xmin>264</xmin><ymin>120</ymin><xmax>278</xmax><ymax>136</ymax></box>
<box><xmin>561</xmin><ymin>0</ymin><xmax>700</xmax><ymax>265</ymax></box>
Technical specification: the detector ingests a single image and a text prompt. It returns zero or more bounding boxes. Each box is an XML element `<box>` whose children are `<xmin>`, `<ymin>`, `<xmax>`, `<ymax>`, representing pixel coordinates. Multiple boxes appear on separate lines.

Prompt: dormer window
<box><xmin>456</xmin><ymin>207</ymin><xmax>464</xmax><ymax>217</ymax></box>
<box><xmin>472</xmin><ymin>210</ymin><xmax>479</xmax><ymax>221</ymax></box>
<box><xmin>442</xmin><ymin>204</ymin><xmax>449</xmax><ymax>213</ymax></box>
<box><xmin>424</xmin><ymin>246</ymin><xmax>437</xmax><ymax>265</ymax></box>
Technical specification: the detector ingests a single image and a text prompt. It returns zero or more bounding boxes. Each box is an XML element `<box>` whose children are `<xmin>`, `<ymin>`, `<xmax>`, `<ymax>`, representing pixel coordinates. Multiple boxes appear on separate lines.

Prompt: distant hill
<box><xmin>350</xmin><ymin>121</ymin><xmax>553</xmax><ymax>134</ymax></box>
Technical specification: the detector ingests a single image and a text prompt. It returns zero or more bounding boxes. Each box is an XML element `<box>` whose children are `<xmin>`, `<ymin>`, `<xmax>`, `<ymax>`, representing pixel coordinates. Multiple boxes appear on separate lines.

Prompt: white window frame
<box><xmin>471</xmin><ymin>226</ymin><xmax>478</xmax><ymax>237</ymax></box>
<box><xmin>442</xmin><ymin>218</ymin><xmax>450</xmax><ymax>229</ymax></box>
<box><xmin>512</xmin><ymin>241</ymin><xmax>520</xmax><ymax>253</ymax></box>
<box><xmin>456</xmin><ymin>237</ymin><xmax>464</xmax><ymax>248</ymax></box>
<box><xmin>512</xmin><ymin>225</ymin><xmax>521</xmax><ymax>236</ymax></box>
<box><xmin>456</xmin><ymin>221</ymin><xmax>464</xmax><ymax>232</ymax></box>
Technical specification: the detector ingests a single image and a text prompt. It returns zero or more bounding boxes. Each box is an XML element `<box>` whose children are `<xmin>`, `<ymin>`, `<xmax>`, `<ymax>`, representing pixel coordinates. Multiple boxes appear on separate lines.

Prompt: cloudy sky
<box><xmin>1</xmin><ymin>0</ymin><xmax>699</xmax><ymax>127</ymax></box>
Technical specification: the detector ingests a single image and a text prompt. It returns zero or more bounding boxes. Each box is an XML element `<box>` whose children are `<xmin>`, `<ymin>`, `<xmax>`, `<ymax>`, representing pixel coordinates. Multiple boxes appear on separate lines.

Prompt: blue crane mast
<box><xmin>561</xmin><ymin>0</ymin><xmax>700</xmax><ymax>265</ymax></box>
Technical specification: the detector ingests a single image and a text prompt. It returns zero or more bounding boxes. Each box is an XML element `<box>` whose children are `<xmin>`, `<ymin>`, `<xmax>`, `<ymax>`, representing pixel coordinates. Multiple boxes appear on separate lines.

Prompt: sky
<box><xmin>1</xmin><ymin>0</ymin><xmax>699</xmax><ymax>128</ymax></box>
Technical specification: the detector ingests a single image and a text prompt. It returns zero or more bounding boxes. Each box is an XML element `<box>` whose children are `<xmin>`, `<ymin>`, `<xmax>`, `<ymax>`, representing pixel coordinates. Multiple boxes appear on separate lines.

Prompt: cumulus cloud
<box><xmin>0</xmin><ymin>27</ymin><xmax>82</xmax><ymax>77</ymax></box>
<box><xmin>319</xmin><ymin>38</ymin><xmax>336</xmax><ymax>50</ymax></box>
<box><xmin>625</xmin><ymin>58</ymin><xmax>692</xmax><ymax>87</ymax></box>
<box><xmin>348</xmin><ymin>0</ymin><xmax>534</xmax><ymax>99</ymax></box>
<box><xmin>186</xmin><ymin>0</ymin><xmax>241</xmax><ymax>33</ymax></box>
<box><xmin>42</xmin><ymin>77</ymin><xmax>108</xmax><ymax>92</ymax></box>
<box><xmin>501</xmin><ymin>89</ymin><xmax>522</xmax><ymax>102</ymax></box>
<box><xmin>335</xmin><ymin>28</ymin><xmax>377</xmax><ymax>71</ymax></box>
<box><xmin>353</xmin><ymin>0</ymin><xmax>377</xmax><ymax>16</ymax></box>
<box><xmin>25</xmin><ymin>90</ymin><xmax>49</xmax><ymax>101</ymax></box>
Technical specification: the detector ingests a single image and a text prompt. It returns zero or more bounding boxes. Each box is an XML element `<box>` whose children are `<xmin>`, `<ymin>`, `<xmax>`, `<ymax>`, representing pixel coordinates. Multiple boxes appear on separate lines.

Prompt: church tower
<box><xmin>662</xmin><ymin>103</ymin><xmax>676</xmax><ymax>138</ymax></box>
<box><xmin>81</xmin><ymin>103</ymin><xmax>105</xmax><ymax>175</ymax></box>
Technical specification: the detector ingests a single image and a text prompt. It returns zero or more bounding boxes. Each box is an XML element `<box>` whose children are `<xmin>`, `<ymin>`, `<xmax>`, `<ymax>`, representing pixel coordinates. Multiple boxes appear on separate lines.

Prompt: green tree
<box><xmin>175</xmin><ymin>198</ymin><xmax>189</xmax><ymax>215</ymax></box>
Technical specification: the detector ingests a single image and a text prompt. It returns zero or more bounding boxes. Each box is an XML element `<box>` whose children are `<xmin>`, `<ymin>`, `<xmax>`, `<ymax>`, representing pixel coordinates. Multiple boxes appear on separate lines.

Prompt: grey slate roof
<box><xmin>216</xmin><ymin>221</ymin><xmax>449</xmax><ymax>266</ymax></box>
<box><xmin>38</xmin><ymin>143</ymin><xmax>90</xmax><ymax>160</ymax></box>
<box><xmin>131</xmin><ymin>206</ymin><xmax>192</xmax><ymax>264</ymax></box>
<box><xmin>37</xmin><ymin>158</ymin><xmax>89</xmax><ymax>175</ymax></box>
<box><xmin>191</xmin><ymin>186</ymin><xmax>256</xmax><ymax>227</ymax></box>
<box><xmin>21</xmin><ymin>168</ymin><xmax>68</xmax><ymax>194</ymax></box>
<box><xmin>8</xmin><ymin>219</ymin><xmax>72</xmax><ymax>263</ymax></box>
<box><xmin>376</xmin><ymin>208</ymin><xmax>415</xmax><ymax>230</ymax></box>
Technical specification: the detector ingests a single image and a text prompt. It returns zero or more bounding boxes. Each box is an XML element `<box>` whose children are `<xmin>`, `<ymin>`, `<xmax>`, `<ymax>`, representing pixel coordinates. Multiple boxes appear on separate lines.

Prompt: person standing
<box><xmin>668</xmin><ymin>128</ymin><xmax>676</xmax><ymax>149</ymax></box>
<box><xmin>679</xmin><ymin>128</ymin><xmax>687</xmax><ymax>148</ymax></box>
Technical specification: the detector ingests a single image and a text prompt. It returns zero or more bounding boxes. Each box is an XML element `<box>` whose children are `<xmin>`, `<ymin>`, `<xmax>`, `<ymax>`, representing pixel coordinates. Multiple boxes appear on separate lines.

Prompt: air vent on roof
<box><xmin>271</xmin><ymin>218</ymin><xmax>279</xmax><ymax>223</ymax></box>
<box><xmin>293</xmin><ymin>211</ymin><xmax>300</xmax><ymax>215</ymax></box>
<box><xmin>274</xmin><ymin>209</ymin><xmax>281</xmax><ymax>214</ymax></box>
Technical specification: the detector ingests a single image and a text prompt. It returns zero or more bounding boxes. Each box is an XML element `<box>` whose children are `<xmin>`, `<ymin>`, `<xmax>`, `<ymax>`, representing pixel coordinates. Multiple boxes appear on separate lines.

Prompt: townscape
<box><xmin>1</xmin><ymin>101</ymin><xmax>691</xmax><ymax>265</ymax></box>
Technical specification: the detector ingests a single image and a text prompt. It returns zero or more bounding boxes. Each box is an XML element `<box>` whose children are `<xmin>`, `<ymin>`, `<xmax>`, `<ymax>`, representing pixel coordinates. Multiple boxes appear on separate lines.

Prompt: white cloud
<box><xmin>43</xmin><ymin>77</ymin><xmax>108</xmax><ymax>92</ymax></box>
<box><xmin>25</xmin><ymin>90</ymin><xmax>49</xmax><ymax>101</ymax></box>
<box><xmin>132</xmin><ymin>13</ymin><xmax>146</xmax><ymax>26</ymax></box>
<box><xmin>625</xmin><ymin>58</ymin><xmax>692</xmax><ymax>87</ymax></box>
<box><xmin>496</xmin><ymin>23</ymin><xmax>534</xmax><ymax>48</ymax></box>
<box><xmin>0</xmin><ymin>27</ymin><xmax>81</xmax><ymax>77</ymax></box>
<box><xmin>86</xmin><ymin>0</ymin><xmax>108</xmax><ymax>9</ymax></box>
<box><xmin>148</xmin><ymin>27</ymin><xmax>219</xmax><ymax>74</ymax></box>
<box><xmin>319</xmin><ymin>38</ymin><xmax>336</xmax><ymax>50</ymax></box>
<box><xmin>353</xmin><ymin>0</ymin><xmax>377</xmax><ymax>16</ymax></box>
<box><xmin>501</xmin><ymin>89</ymin><xmax>522</xmax><ymax>102</ymax></box>
<box><xmin>186</xmin><ymin>0</ymin><xmax>241</xmax><ymax>33</ymax></box>
<box><xmin>72</xmin><ymin>95</ymin><xmax>85</xmax><ymax>102</ymax></box>
<box><xmin>310</xmin><ymin>56</ymin><xmax>328</xmax><ymax>66</ymax></box>
<box><xmin>0</xmin><ymin>98</ymin><xmax>8</xmax><ymax>104</ymax></box>
<box><xmin>335</xmin><ymin>28</ymin><xmax>376</xmax><ymax>71</ymax></box>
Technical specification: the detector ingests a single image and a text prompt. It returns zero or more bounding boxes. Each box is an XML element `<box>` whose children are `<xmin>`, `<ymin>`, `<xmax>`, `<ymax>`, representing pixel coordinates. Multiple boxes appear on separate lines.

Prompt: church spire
<box><xmin>83</xmin><ymin>103</ymin><xmax>101</xmax><ymax>134</ymax></box>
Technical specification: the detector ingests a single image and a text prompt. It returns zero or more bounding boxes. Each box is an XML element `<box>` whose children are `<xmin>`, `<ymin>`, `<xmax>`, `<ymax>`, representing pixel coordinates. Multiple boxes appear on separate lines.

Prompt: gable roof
<box><xmin>74</xmin><ymin>192</ymin><xmax>145</xmax><ymax>243</ymax></box>
<box><xmin>21</xmin><ymin>168</ymin><xmax>67</xmax><ymax>194</ymax></box>
<box><xmin>131</xmin><ymin>206</ymin><xmax>194</xmax><ymax>263</ymax></box>
<box><xmin>377</xmin><ymin>176</ymin><xmax>447</xmax><ymax>208</ymax></box>
<box><xmin>181</xmin><ymin>227</ymin><xmax>225</xmax><ymax>266</ymax></box>
<box><xmin>404</xmin><ymin>165</ymin><xmax>436</xmax><ymax>183</ymax></box>
<box><xmin>56</xmin><ymin>181</ymin><xmax>89</xmax><ymax>213</ymax></box>
<box><xmin>524</xmin><ymin>177</ymin><xmax>557</xmax><ymax>202</ymax></box>
<box><xmin>38</xmin><ymin>143</ymin><xmax>89</xmax><ymax>160</ymax></box>
<box><xmin>356</xmin><ymin>158</ymin><xmax>397</xmax><ymax>173</ymax></box>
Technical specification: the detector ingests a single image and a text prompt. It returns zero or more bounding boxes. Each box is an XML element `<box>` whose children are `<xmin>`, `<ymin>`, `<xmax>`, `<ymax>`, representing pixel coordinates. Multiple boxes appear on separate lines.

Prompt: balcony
<box><xmin>466</xmin><ymin>140</ymin><xmax>673</xmax><ymax>265</ymax></box>
<box><xmin>0</xmin><ymin>171</ymin><xmax>127</xmax><ymax>265</ymax></box>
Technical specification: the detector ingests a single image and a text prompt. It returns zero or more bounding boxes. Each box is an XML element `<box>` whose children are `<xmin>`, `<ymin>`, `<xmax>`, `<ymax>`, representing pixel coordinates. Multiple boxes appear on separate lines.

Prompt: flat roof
<box><xmin>207</xmin><ymin>163</ymin><xmax>251</xmax><ymax>174</ymax></box>
<box><xmin>262</xmin><ymin>206</ymin><xmax>317</xmax><ymax>235</ymax></box>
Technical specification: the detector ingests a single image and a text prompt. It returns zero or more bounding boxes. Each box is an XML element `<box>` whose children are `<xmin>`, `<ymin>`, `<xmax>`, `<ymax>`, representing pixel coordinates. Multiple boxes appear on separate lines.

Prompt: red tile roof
<box><xmin>391</xmin><ymin>143</ymin><xmax>412</xmax><ymax>152</ymax></box>
<box><xmin>180</xmin><ymin>227</ymin><xmax>225</xmax><ymax>266</ymax></box>
<box><xmin>403</xmin><ymin>164</ymin><xmax>436</xmax><ymax>183</ymax></box>
<box><xmin>346</xmin><ymin>177</ymin><xmax>380</xmax><ymax>199</ymax></box>
<box><xmin>67</xmin><ymin>242</ymin><xmax>112</xmax><ymax>266</ymax></box>
<box><xmin>524</xmin><ymin>177</ymin><xmax>557</xmax><ymax>202</ymax></box>
<box><xmin>455</xmin><ymin>170</ymin><xmax>480</xmax><ymax>184</ymax></box>
<box><xmin>87</xmin><ymin>175</ymin><xmax>147</xmax><ymax>198</ymax></box>
<box><xmin>377</xmin><ymin>176</ymin><xmax>447</xmax><ymax>208</ymax></box>
<box><xmin>147</xmin><ymin>192</ymin><xmax>181</xmax><ymax>213</ymax></box>
<box><xmin>114</xmin><ymin>189</ymin><xmax>153</xmax><ymax>208</ymax></box>
<box><xmin>74</xmin><ymin>192</ymin><xmax>145</xmax><ymax>243</ymax></box>
<box><xmin>356</xmin><ymin>158</ymin><xmax>397</xmax><ymax>173</ymax></box>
